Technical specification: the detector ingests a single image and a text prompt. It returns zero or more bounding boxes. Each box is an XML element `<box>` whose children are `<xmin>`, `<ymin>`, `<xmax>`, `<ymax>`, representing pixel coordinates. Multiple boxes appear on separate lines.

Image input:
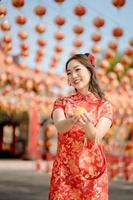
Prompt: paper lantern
<box><xmin>35</xmin><ymin>5</ymin><xmax>46</xmax><ymax>16</ymax></box>
<box><xmin>1</xmin><ymin>21</ymin><xmax>11</xmax><ymax>31</ymax></box>
<box><xmin>4</xmin><ymin>56</ymin><xmax>13</xmax><ymax>65</ymax></box>
<box><xmin>121</xmin><ymin>55</ymin><xmax>132</xmax><ymax>66</ymax></box>
<box><xmin>91</xmin><ymin>32</ymin><xmax>102</xmax><ymax>42</ymax></box>
<box><xmin>54</xmin><ymin>0</ymin><xmax>65</xmax><ymax>3</ymax></box>
<box><xmin>37</xmin><ymin>39</ymin><xmax>47</xmax><ymax>47</ymax></box>
<box><xmin>3</xmin><ymin>35</ymin><xmax>12</xmax><ymax>43</ymax></box>
<box><xmin>99</xmin><ymin>59</ymin><xmax>110</xmax><ymax>69</ymax></box>
<box><xmin>108</xmin><ymin>40</ymin><xmax>118</xmax><ymax>50</ymax></box>
<box><xmin>1</xmin><ymin>43</ymin><xmax>12</xmax><ymax>53</ymax></box>
<box><xmin>129</xmin><ymin>38</ymin><xmax>133</xmax><ymax>47</ymax></box>
<box><xmin>112</xmin><ymin>27</ymin><xmax>124</xmax><ymax>38</ymax></box>
<box><xmin>91</xmin><ymin>44</ymin><xmax>101</xmax><ymax>54</ymax></box>
<box><xmin>52</xmin><ymin>54</ymin><xmax>61</xmax><ymax>63</ymax></box>
<box><xmin>35</xmin><ymin>24</ymin><xmax>46</xmax><ymax>34</ymax></box>
<box><xmin>12</xmin><ymin>0</ymin><xmax>25</xmax><ymax>8</ymax></box>
<box><xmin>54</xmin><ymin>31</ymin><xmax>65</xmax><ymax>40</ymax></box>
<box><xmin>18</xmin><ymin>30</ymin><xmax>28</xmax><ymax>40</ymax></box>
<box><xmin>54</xmin><ymin>44</ymin><xmax>63</xmax><ymax>53</ymax></box>
<box><xmin>36</xmin><ymin>49</ymin><xmax>45</xmax><ymax>57</ymax></box>
<box><xmin>73</xmin><ymin>25</ymin><xmax>84</xmax><ymax>35</ymax></box>
<box><xmin>26</xmin><ymin>80</ymin><xmax>34</xmax><ymax>90</ymax></box>
<box><xmin>54</xmin><ymin>16</ymin><xmax>66</xmax><ymax>26</ymax></box>
<box><xmin>107</xmin><ymin>72</ymin><xmax>117</xmax><ymax>81</ymax></box>
<box><xmin>20</xmin><ymin>50</ymin><xmax>29</xmax><ymax>57</ymax></box>
<box><xmin>0</xmin><ymin>73</ymin><xmax>8</xmax><ymax>83</ymax></box>
<box><xmin>20</xmin><ymin>43</ymin><xmax>29</xmax><ymax>50</ymax></box>
<box><xmin>73</xmin><ymin>38</ymin><xmax>83</xmax><ymax>48</ymax></box>
<box><xmin>104</xmin><ymin>49</ymin><xmax>115</xmax><ymax>59</ymax></box>
<box><xmin>124</xmin><ymin>48</ymin><xmax>133</xmax><ymax>57</ymax></box>
<box><xmin>114</xmin><ymin>63</ymin><xmax>124</xmax><ymax>75</ymax></box>
<box><xmin>16</xmin><ymin>15</ymin><xmax>27</xmax><ymax>25</ymax></box>
<box><xmin>112</xmin><ymin>0</ymin><xmax>126</xmax><ymax>8</ymax></box>
<box><xmin>127</xmin><ymin>68</ymin><xmax>133</xmax><ymax>80</ymax></box>
<box><xmin>93</xmin><ymin>17</ymin><xmax>105</xmax><ymax>28</ymax></box>
<box><xmin>74</xmin><ymin>5</ymin><xmax>86</xmax><ymax>17</ymax></box>
<box><xmin>0</xmin><ymin>5</ymin><xmax>7</xmax><ymax>18</ymax></box>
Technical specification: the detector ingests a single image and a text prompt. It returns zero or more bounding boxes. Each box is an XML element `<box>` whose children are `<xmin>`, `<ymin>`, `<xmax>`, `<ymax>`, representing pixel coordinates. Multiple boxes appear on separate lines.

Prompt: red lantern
<box><xmin>0</xmin><ymin>5</ymin><xmax>7</xmax><ymax>18</ymax></box>
<box><xmin>129</xmin><ymin>38</ymin><xmax>133</xmax><ymax>47</ymax></box>
<box><xmin>12</xmin><ymin>0</ymin><xmax>25</xmax><ymax>8</ymax></box>
<box><xmin>73</xmin><ymin>25</ymin><xmax>84</xmax><ymax>35</ymax></box>
<box><xmin>20</xmin><ymin>43</ymin><xmax>29</xmax><ymax>50</ymax></box>
<box><xmin>91</xmin><ymin>44</ymin><xmax>101</xmax><ymax>54</ymax></box>
<box><xmin>54</xmin><ymin>31</ymin><xmax>64</xmax><ymax>40</ymax></box>
<box><xmin>54</xmin><ymin>44</ymin><xmax>63</xmax><ymax>53</ymax></box>
<box><xmin>20</xmin><ymin>50</ymin><xmax>29</xmax><ymax>57</ymax></box>
<box><xmin>121</xmin><ymin>55</ymin><xmax>132</xmax><ymax>66</ymax></box>
<box><xmin>52</xmin><ymin>54</ymin><xmax>61</xmax><ymax>63</ymax></box>
<box><xmin>107</xmin><ymin>72</ymin><xmax>117</xmax><ymax>81</ymax></box>
<box><xmin>37</xmin><ymin>39</ymin><xmax>47</xmax><ymax>47</ymax></box>
<box><xmin>54</xmin><ymin>0</ymin><xmax>65</xmax><ymax>3</ymax></box>
<box><xmin>35</xmin><ymin>55</ymin><xmax>43</xmax><ymax>63</ymax></box>
<box><xmin>35</xmin><ymin>5</ymin><xmax>46</xmax><ymax>16</ymax></box>
<box><xmin>1</xmin><ymin>21</ymin><xmax>11</xmax><ymax>31</ymax></box>
<box><xmin>112</xmin><ymin>27</ymin><xmax>124</xmax><ymax>38</ymax></box>
<box><xmin>127</xmin><ymin>68</ymin><xmax>133</xmax><ymax>80</ymax></box>
<box><xmin>3</xmin><ymin>35</ymin><xmax>12</xmax><ymax>43</ymax></box>
<box><xmin>104</xmin><ymin>49</ymin><xmax>115</xmax><ymax>59</ymax></box>
<box><xmin>1</xmin><ymin>43</ymin><xmax>12</xmax><ymax>53</ymax></box>
<box><xmin>35</xmin><ymin>24</ymin><xmax>46</xmax><ymax>34</ymax></box>
<box><xmin>93</xmin><ymin>17</ymin><xmax>105</xmax><ymax>28</ymax></box>
<box><xmin>112</xmin><ymin>0</ymin><xmax>126</xmax><ymax>8</ymax></box>
<box><xmin>4</xmin><ymin>56</ymin><xmax>13</xmax><ymax>65</ymax></box>
<box><xmin>73</xmin><ymin>38</ymin><xmax>83</xmax><ymax>48</ymax></box>
<box><xmin>108</xmin><ymin>40</ymin><xmax>118</xmax><ymax>50</ymax></box>
<box><xmin>124</xmin><ymin>48</ymin><xmax>133</xmax><ymax>57</ymax></box>
<box><xmin>36</xmin><ymin>49</ymin><xmax>45</xmax><ymax>57</ymax></box>
<box><xmin>50</xmin><ymin>61</ymin><xmax>57</xmax><ymax>68</ymax></box>
<box><xmin>74</xmin><ymin>5</ymin><xmax>86</xmax><ymax>17</ymax></box>
<box><xmin>16</xmin><ymin>15</ymin><xmax>27</xmax><ymax>25</ymax></box>
<box><xmin>114</xmin><ymin>63</ymin><xmax>124</xmax><ymax>75</ymax></box>
<box><xmin>26</xmin><ymin>79</ymin><xmax>33</xmax><ymax>90</ymax></box>
<box><xmin>18</xmin><ymin>30</ymin><xmax>28</xmax><ymax>40</ymax></box>
<box><xmin>54</xmin><ymin>16</ymin><xmax>66</xmax><ymax>26</ymax></box>
<box><xmin>91</xmin><ymin>32</ymin><xmax>102</xmax><ymax>42</ymax></box>
<box><xmin>99</xmin><ymin>59</ymin><xmax>110</xmax><ymax>69</ymax></box>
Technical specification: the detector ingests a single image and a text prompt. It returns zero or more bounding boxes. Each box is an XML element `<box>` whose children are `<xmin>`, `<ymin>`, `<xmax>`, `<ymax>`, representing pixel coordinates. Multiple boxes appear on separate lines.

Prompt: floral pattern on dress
<box><xmin>49</xmin><ymin>91</ymin><xmax>114</xmax><ymax>200</ymax></box>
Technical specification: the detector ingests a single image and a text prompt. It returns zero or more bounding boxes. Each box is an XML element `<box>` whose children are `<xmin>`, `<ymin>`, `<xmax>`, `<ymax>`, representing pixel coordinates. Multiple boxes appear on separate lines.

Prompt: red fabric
<box><xmin>49</xmin><ymin>91</ymin><xmax>114</xmax><ymax>200</ymax></box>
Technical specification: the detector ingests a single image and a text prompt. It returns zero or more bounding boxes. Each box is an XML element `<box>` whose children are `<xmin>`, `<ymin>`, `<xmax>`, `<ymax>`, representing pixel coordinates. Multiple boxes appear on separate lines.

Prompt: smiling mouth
<box><xmin>73</xmin><ymin>79</ymin><xmax>81</xmax><ymax>84</ymax></box>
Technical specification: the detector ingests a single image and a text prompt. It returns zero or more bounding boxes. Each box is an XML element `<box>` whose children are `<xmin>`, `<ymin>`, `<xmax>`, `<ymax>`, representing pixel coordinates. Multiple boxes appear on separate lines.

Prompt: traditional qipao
<box><xmin>49</xmin><ymin>91</ymin><xmax>114</xmax><ymax>200</ymax></box>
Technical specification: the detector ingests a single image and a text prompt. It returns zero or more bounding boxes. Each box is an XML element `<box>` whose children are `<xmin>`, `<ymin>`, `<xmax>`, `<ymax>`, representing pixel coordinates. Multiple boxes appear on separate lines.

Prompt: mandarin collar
<box><xmin>75</xmin><ymin>91</ymin><xmax>95</xmax><ymax>101</ymax></box>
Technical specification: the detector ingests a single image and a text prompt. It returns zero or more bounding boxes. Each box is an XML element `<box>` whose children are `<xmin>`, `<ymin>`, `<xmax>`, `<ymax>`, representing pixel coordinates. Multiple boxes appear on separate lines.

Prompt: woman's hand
<box><xmin>77</xmin><ymin>112</ymin><xmax>92</xmax><ymax>128</ymax></box>
<box><xmin>69</xmin><ymin>115</ymin><xmax>81</xmax><ymax>126</ymax></box>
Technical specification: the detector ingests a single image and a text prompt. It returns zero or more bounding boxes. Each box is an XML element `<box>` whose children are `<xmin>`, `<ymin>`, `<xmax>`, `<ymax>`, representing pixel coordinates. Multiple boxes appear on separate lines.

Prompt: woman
<box><xmin>49</xmin><ymin>53</ymin><xmax>114</xmax><ymax>200</ymax></box>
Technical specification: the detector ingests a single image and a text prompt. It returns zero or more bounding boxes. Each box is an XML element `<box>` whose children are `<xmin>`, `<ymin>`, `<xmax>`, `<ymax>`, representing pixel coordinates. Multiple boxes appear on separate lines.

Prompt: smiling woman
<box><xmin>49</xmin><ymin>53</ymin><xmax>114</xmax><ymax>200</ymax></box>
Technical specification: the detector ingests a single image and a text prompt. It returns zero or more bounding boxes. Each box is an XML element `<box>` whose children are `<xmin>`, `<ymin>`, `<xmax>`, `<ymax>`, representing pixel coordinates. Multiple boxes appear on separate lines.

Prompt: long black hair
<box><xmin>66</xmin><ymin>53</ymin><xmax>105</xmax><ymax>99</ymax></box>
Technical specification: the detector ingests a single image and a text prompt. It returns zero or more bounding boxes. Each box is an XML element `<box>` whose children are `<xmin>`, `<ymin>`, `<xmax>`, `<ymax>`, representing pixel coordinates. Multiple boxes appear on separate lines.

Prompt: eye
<box><xmin>75</xmin><ymin>68</ymin><xmax>81</xmax><ymax>71</ymax></box>
<box><xmin>67</xmin><ymin>72</ymin><xmax>71</xmax><ymax>76</ymax></box>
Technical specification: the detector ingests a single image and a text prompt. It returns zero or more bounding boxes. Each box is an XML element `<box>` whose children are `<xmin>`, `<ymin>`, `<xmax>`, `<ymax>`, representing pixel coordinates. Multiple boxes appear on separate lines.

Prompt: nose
<box><xmin>71</xmin><ymin>72</ymin><xmax>78</xmax><ymax>79</ymax></box>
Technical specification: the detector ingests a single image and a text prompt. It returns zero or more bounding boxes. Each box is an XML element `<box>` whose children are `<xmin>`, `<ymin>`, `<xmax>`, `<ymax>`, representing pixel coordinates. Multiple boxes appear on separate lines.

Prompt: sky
<box><xmin>0</xmin><ymin>0</ymin><xmax>133</xmax><ymax>75</ymax></box>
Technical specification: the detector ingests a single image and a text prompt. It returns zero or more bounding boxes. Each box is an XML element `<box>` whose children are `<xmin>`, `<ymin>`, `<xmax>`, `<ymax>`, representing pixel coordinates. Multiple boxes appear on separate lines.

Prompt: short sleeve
<box><xmin>99</xmin><ymin>101</ymin><xmax>114</xmax><ymax>123</ymax></box>
<box><xmin>51</xmin><ymin>97</ymin><xmax>65</xmax><ymax>119</ymax></box>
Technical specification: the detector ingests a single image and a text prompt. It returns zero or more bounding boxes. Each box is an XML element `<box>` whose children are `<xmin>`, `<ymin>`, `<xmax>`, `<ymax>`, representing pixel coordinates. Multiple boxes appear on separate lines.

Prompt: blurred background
<box><xmin>0</xmin><ymin>0</ymin><xmax>133</xmax><ymax>200</ymax></box>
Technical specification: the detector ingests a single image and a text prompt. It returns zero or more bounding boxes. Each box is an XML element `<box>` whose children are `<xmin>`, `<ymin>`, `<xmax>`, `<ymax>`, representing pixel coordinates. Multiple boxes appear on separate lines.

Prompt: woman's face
<box><xmin>66</xmin><ymin>59</ymin><xmax>91</xmax><ymax>92</ymax></box>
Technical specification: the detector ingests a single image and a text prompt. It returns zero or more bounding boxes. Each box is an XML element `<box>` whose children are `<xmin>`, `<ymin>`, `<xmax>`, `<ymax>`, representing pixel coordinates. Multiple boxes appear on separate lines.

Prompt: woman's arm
<box><xmin>53</xmin><ymin>108</ymin><xmax>80</xmax><ymax>134</ymax></box>
<box><xmin>78</xmin><ymin>113</ymin><xmax>112</xmax><ymax>142</ymax></box>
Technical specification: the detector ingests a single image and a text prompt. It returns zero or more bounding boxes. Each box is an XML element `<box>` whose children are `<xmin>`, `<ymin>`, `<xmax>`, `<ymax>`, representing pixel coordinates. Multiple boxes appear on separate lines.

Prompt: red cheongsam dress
<box><xmin>49</xmin><ymin>91</ymin><xmax>114</xmax><ymax>200</ymax></box>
